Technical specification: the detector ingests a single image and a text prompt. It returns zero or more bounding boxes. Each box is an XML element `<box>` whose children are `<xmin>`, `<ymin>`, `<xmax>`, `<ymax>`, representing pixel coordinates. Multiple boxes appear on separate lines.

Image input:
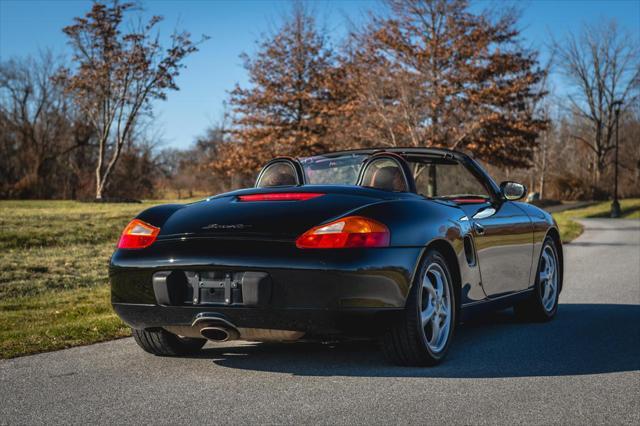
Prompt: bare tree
<box><xmin>554</xmin><ymin>20</ymin><xmax>640</xmax><ymax>187</ymax></box>
<box><xmin>0</xmin><ymin>52</ymin><xmax>88</xmax><ymax>198</ymax></box>
<box><xmin>57</xmin><ymin>0</ymin><xmax>203</xmax><ymax>199</ymax></box>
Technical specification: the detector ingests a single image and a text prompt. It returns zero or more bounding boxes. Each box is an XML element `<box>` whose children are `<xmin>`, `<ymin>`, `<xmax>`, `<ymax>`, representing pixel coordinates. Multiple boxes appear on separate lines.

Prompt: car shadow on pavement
<box><xmin>193</xmin><ymin>303</ymin><xmax>640</xmax><ymax>378</ymax></box>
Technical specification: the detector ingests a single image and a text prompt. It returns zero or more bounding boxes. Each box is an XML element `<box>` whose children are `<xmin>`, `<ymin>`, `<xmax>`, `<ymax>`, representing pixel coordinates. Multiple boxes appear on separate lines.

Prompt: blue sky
<box><xmin>1</xmin><ymin>0</ymin><xmax>639</xmax><ymax>149</ymax></box>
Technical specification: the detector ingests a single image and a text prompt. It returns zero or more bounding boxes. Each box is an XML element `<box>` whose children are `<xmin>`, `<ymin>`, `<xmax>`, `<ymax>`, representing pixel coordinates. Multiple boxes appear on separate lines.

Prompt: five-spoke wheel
<box><xmin>420</xmin><ymin>262</ymin><xmax>452</xmax><ymax>353</ymax></box>
<box><xmin>382</xmin><ymin>249</ymin><xmax>456</xmax><ymax>366</ymax></box>
<box><xmin>539</xmin><ymin>244</ymin><xmax>558</xmax><ymax>313</ymax></box>
<box><xmin>514</xmin><ymin>236</ymin><xmax>560</xmax><ymax>321</ymax></box>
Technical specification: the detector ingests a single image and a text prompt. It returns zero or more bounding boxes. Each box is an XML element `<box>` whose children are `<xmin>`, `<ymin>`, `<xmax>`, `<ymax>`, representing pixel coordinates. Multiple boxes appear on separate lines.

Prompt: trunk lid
<box><xmin>158</xmin><ymin>186</ymin><xmax>405</xmax><ymax>241</ymax></box>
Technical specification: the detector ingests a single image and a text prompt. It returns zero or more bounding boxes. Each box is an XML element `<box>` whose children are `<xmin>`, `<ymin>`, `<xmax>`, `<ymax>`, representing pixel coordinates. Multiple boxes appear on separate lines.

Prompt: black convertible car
<box><xmin>110</xmin><ymin>148</ymin><xmax>562</xmax><ymax>366</ymax></box>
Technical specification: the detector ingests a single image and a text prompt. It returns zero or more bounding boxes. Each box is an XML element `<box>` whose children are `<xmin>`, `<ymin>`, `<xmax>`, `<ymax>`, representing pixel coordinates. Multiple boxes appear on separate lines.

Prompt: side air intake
<box><xmin>463</xmin><ymin>235</ymin><xmax>476</xmax><ymax>267</ymax></box>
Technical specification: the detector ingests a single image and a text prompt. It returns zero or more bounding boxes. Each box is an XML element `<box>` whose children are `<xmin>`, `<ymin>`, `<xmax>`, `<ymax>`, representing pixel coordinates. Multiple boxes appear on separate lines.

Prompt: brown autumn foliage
<box><xmin>56</xmin><ymin>0</ymin><xmax>203</xmax><ymax>199</ymax></box>
<box><xmin>339</xmin><ymin>0</ymin><xmax>548</xmax><ymax>167</ymax></box>
<box><xmin>216</xmin><ymin>0</ymin><xmax>548</xmax><ymax>179</ymax></box>
<box><xmin>213</xmin><ymin>4</ymin><xmax>344</xmax><ymax>177</ymax></box>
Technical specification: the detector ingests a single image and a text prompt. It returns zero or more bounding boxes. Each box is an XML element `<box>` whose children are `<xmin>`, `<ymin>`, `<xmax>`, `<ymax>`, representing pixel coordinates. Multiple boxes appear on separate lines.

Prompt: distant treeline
<box><xmin>0</xmin><ymin>0</ymin><xmax>638</xmax><ymax>201</ymax></box>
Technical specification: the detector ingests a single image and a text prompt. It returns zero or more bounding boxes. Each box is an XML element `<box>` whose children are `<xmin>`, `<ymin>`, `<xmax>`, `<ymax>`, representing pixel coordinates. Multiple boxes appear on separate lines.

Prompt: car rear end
<box><xmin>110</xmin><ymin>187</ymin><xmax>423</xmax><ymax>342</ymax></box>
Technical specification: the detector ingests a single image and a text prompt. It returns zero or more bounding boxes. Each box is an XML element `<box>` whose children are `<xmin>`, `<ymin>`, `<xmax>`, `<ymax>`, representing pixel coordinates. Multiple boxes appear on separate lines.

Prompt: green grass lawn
<box><xmin>0</xmin><ymin>199</ymin><xmax>197</xmax><ymax>359</ymax></box>
<box><xmin>552</xmin><ymin>198</ymin><xmax>640</xmax><ymax>242</ymax></box>
<box><xmin>0</xmin><ymin>197</ymin><xmax>638</xmax><ymax>359</ymax></box>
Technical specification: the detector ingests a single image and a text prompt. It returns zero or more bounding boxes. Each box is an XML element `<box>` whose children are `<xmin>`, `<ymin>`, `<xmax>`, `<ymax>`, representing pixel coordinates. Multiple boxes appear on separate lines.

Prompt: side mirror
<box><xmin>500</xmin><ymin>181</ymin><xmax>527</xmax><ymax>201</ymax></box>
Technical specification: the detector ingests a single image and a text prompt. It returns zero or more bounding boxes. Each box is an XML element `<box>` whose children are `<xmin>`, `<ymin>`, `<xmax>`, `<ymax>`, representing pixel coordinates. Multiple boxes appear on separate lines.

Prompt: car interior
<box><xmin>256</xmin><ymin>153</ymin><xmax>493</xmax><ymax>205</ymax></box>
<box><xmin>360</xmin><ymin>158</ymin><xmax>409</xmax><ymax>192</ymax></box>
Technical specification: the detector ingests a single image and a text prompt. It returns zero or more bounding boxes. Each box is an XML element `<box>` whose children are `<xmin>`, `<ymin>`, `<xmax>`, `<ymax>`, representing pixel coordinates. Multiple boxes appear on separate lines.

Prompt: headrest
<box><xmin>369</xmin><ymin>166</ymin><xmax>406</xmax><ymax>192</ymax></box>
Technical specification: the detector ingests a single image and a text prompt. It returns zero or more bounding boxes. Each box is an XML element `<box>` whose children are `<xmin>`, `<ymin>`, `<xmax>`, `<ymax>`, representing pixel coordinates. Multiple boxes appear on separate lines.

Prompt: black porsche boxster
<box><xmin>110</xmin><ymin>148</ymin><xmax>563</xmax><ymax>366</ymax></box>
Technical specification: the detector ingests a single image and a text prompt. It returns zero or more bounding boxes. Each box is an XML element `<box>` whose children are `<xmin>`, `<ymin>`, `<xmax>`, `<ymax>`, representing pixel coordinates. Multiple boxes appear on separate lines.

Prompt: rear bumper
<box><xmin>110</xmin><ymin>239</ymin><xmax>422</xmax><ymax>335</ymax></box>
<box><xmin>112</xmin><ymin>303</ymin><xmax>403</xmax><ymax>336</ymax></box>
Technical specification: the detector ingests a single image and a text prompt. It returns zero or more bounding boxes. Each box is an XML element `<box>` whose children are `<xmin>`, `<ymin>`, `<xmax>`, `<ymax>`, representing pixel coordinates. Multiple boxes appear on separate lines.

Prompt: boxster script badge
<box><xmin>201</xmin><ymin>223</ymin><xmax>253</xmax><ymax>230</ymax></box>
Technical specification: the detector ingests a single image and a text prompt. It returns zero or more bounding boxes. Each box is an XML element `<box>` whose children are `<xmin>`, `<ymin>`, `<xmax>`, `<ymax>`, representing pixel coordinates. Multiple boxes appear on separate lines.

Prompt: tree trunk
<box><xmin>95</xmin><ymin>174</ymin><xmax>104</xmax><ymax>200</ymax></box>
<box><xmin>95</xmin><ymin>135</ymin><xmax>106</xmax><ymax>200</ymax></box>
<box><xmin>539</xmin><ymin>133</ymin><xmax>547</xmax><ymax>199</ymax></box>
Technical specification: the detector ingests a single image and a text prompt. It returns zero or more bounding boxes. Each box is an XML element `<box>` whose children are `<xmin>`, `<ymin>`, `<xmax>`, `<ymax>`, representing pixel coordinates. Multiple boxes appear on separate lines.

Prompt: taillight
<box><xmin>238</xmin><ymin>193</ymin><xmax>324</xmax><ymax>202</ymax></box>
<box><xmin>117</xmin><ymin>219</ymin><xmax>160</xmax><ymax>249</ymax></box>
<box><xmin>296</xmin><ymin>216</ymin><xmax>390</xmax><ymax>249</ymax></box>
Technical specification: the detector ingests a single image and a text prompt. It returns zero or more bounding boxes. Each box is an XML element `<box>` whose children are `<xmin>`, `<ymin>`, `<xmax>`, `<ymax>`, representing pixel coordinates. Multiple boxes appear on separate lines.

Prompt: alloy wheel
<box><xmin>420</xmin><ymin>262</ymin><xmax>452</xmax><ymax>353</ymax></box>
<box><xmin>539</xmin><ymin>244</ymin><xmax>558</xmax><ymax>312</ymax></box>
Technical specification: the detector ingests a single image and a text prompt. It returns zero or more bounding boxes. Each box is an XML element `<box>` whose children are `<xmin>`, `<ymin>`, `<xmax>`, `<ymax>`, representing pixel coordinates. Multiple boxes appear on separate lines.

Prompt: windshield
<box><xmin>300</xmin><ymin>153</ymin><xmax>367</xmax><ymax>185</ymax></box>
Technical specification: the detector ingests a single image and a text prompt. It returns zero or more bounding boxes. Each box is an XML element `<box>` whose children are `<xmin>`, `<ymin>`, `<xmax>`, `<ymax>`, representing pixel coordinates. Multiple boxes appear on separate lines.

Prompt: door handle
<box><xmin>474</xmin><ymin>222</ymin><xmax>485</xmax><ymax>235</ymax></box>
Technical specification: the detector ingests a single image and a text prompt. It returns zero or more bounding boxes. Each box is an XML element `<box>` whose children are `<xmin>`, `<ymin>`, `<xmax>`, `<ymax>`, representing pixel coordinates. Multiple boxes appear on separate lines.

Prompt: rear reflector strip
<box><xmin>238</xmin><ymin>193</ymin><xmax>324</xmax><ymax>202</ymax></box>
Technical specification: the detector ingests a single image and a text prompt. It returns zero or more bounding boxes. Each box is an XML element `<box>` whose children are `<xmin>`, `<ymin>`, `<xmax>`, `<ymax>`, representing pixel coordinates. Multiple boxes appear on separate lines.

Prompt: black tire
<box><xmin>381</xmin><ymin>249</ymin><xmax>457</xmax><ymax>366</ymax></box>
<box><xmin>514</xmin><ymin>236</ymin><xmax>560</xmax><ymax>322</ymax></box>
<box><xmin>132</xmin><ymin>328</ymin><xmax>207</xmax><ymax>356</ymax></box>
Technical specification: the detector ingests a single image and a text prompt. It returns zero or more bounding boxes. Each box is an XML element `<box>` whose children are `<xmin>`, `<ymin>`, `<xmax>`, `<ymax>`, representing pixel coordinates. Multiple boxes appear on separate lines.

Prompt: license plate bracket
<box><xmin>187</xmin><ymin>272</ymin><xmax>240</xmax><ymax>305</ymax></box>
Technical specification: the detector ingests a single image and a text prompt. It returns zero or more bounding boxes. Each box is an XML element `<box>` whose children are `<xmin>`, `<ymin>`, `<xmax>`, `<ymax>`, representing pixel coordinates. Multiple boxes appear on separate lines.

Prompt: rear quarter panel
<box><xmin>350</xmin><ymin>199</ymin><xmax>485</xmax><ymax>305</ymax></box>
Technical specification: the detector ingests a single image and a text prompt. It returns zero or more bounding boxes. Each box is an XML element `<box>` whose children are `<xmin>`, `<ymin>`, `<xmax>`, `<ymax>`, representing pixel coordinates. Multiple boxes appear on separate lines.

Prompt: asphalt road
<box><xmin>1</xmin><ymin>219</ymin><xmax>639</xmax><ymax>425</ymax></box>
